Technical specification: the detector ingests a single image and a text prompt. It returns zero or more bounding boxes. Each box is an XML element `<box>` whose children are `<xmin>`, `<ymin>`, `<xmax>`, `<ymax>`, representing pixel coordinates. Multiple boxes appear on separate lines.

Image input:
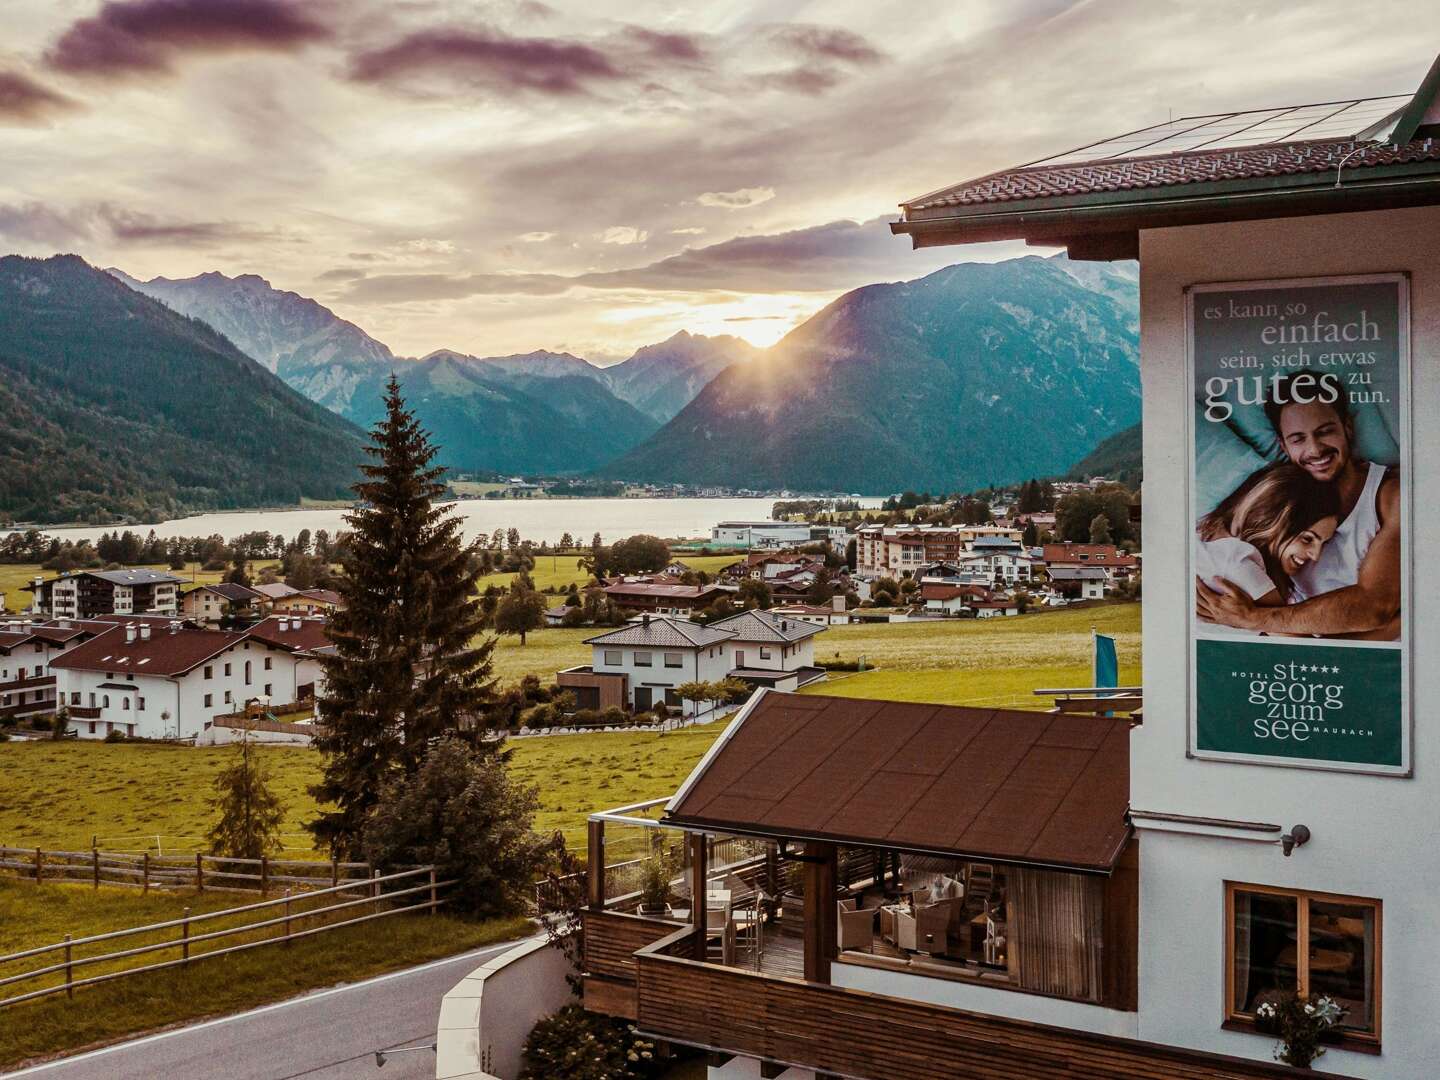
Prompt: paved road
<box><xmin>5</xmin><ymin>937</ymin><xmax>536</xmax><ymax>1080</ymax></box>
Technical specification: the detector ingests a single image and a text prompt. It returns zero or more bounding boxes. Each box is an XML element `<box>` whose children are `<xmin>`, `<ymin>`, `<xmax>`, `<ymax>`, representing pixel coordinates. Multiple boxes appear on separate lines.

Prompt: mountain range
<box><xmin>0</xmin><ymin>251</ymin><xmax>1141</xmax><ymax>523</ymax></box>
<box><xmin>109</xmin><ymin>268</ymin><xmax>757</xmax><ymax>473</ymax></box>
<box><xmin>0</xmin><ymin>256</ymin><xmax>361</xmax><ymax>523</ymax></box>
<box><xmin>601</xmin><ymin>256</ymin><xmax>1141</xmax><ymax>493</ymax></box>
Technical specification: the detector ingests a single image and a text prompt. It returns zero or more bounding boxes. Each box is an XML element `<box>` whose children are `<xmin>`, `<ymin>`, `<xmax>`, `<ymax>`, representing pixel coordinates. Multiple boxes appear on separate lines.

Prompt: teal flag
<box><xmin>1094</xmin><ymin>633</ymin><xmax>1118</xmax><ymax>690</ymax></box>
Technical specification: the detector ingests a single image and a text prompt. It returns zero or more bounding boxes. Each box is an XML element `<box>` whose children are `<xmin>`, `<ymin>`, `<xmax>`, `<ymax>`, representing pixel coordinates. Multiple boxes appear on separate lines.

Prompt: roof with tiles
<box><xmin>904</xmin><ymin>136</ymin><xmax>1440</xmax><ymax>212</ymax></box>
<box><xmin>245</xmin><ymin>615</ymin><xmax>331</xmax><ymax>653</ymax></box>
<box><xmin>666</xmin><ymin>691</ymin><xmax>1131</xmax><ymax>873</ymax></box>
<box><xmin>709</xmin><ymin>608</ymin><xmax>825</xmax><ymax>644</ymax></box>
<box><xmin>49</xmin><ymin>623</ymin><xmax>249</xmax><ymax>677</ymax></box>
<box><xmin>584</xmin><ymin>617</ymin><xmax>733</xmax><ymax>650</ymax></box>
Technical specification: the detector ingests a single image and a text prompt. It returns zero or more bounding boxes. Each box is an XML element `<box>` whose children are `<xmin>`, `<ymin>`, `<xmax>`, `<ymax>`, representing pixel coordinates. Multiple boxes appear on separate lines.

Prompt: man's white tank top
<box><xmin>1293</xmin><ymin>461</ymin><xmax>1387</xmax><ymax>600</ymax></box>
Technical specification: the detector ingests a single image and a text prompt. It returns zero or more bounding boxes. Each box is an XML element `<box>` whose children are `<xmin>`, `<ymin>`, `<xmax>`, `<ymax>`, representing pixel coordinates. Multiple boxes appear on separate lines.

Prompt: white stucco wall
<box><xmin>729</xmin><ymin>636</ymin><xmax>815</xmax><ymax>672</ymax></box>
<box><xmin>1135</xmin><ymin>205</ymin><xmax>1440</xmax><ymax>1077</ymax></box>
<box><xmin>591</xmin><ymin>640</ymin><xmax>732</xmax><ymax>714</ymax></box>
<box><xmin>434</xmin><ymin>936</ymin><xmax>568</xmax><ymax>1080</ymax></box>
<box><xmin>831</xmin><ymin>960</ymin><xmax>1138</xmax><ymax>1039</ymax></box>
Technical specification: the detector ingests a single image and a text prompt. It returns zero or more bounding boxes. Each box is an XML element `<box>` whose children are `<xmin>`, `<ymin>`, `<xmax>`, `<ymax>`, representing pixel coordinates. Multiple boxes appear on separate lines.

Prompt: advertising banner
<box><xmin>1188</xmin><ymin>275</ymin><xmax>1409</xmax><ymax>774</ymax></box>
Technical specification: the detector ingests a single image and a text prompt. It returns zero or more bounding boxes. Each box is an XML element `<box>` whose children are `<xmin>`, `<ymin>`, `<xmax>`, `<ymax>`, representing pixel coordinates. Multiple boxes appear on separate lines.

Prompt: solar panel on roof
<box><xmin>1028</xmin><ymin>95</ymin><xmax>1410</xmax><ymax>167</ymax></box>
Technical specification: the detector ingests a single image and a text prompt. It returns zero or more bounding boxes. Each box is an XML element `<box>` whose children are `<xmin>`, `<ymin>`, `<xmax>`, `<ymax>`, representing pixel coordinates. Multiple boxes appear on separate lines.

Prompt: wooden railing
<box><xmin>622</xmin><ymin>927</ymin><xmax>1355</xmax><ymax>1080</ymax></box>
<box><xmin>0</xmin><ymin>845</ymin><xmax>372</xmax><ymax>894</ymax></box>
<box><xmin>0</xmin><ymin>866</ymin><xmax>449</xmax><ymax>1009</ymax></box>
<box><xmin>0</xmin><ymin>674</ymin><xmax>54</xmax><ymax>692</ymax></box>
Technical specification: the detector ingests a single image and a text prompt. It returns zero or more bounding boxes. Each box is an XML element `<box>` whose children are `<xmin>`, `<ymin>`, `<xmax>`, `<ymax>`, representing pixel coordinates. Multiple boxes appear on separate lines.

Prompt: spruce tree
<box><xmin>308</xmin><ymin>377</ymin><xmax>495</xmax><ymax>856</ymax></box>
<box><xmin>209</xmin><ymin>731</ymin><xmax>285</xmax><ymax>860</ymax></box>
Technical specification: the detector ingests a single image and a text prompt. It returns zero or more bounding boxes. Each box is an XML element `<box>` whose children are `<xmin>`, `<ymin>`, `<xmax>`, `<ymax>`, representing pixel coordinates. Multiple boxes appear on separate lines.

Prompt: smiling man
<box><xmin>1195</xmin><ymin>371</ymin><xmax>1401</xmax><ymax>640</ymax></box>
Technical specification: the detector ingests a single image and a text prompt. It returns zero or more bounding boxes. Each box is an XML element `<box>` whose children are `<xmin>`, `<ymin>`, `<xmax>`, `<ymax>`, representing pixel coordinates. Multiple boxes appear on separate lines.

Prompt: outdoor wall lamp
<box><xmin>374</xmin><ymin>1042</ymin><xmax>436</xmax><ymax>1067</ymax></box>
<box><xmin>1280</xmin><ymin>824</ymin><xmax>1311</xmax><ymax>857</ymax></box>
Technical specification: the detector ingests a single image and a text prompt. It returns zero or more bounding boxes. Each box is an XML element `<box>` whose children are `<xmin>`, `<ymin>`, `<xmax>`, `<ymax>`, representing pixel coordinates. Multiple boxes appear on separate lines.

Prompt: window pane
<box><xmin>1233</xmin><ymin>890</ymin><xmax>1298</xmax><ymax>1014</ymax></box>
<box><xmin>1309</xmin><ymin>899</ymin><xmax>1377</xmax><ymax>1034</ymax></box>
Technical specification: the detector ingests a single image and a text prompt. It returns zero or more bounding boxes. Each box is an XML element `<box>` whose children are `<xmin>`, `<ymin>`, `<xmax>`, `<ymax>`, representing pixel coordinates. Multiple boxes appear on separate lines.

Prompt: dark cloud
<box><xmin>46</xmin><ymin>0</ymin><xmax>330</xmax><ymax>77</ymax></box>
<box><xmin>0</xmin><ymin>200</ymin><xmax>278</xmax><ymax>248</ymax></box>
<box><xmin>349</xmin><ymin>26</ymin><xmax>622</xmax><ymax>95</ymax></box>
<box><xmin>621</xmin><ymin>27</ymin><xmax>705</xmax><ymax>64</ymax></box>
<box><xmin>0</xmin><ymin>70</ymin><xmax>78</xmax><ymax>123</ymax></box>
<box><xmin>770</xmin><ymin>25</ymin><xmax>884</xmax><ymax>66</ymax></box>
<box><xmin>340</xmin><ymin>217</ymin><xmax>942</xmax><ymax>303</ymax></box>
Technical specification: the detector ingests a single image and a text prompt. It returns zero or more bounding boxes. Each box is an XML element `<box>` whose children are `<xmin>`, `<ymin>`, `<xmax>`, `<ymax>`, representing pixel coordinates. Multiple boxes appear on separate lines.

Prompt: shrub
<box><xmin>362</xmin><ymin>737</ymin><xmax>561</xmax><ymax>918</ymax></box>
<box><xmin>29</xmin><ymin>715</ymin><xmax>52</xmax><ymax>732</ymax></box>
<box><xmin>103</xmin><ymin>728</ymin><xmax>126</xmax><ymax>743</ymax></box>
<box><xmin>519</xmin><ymin>1004</ymin><xmax>664</xmax><ymax>1080</ymax></box>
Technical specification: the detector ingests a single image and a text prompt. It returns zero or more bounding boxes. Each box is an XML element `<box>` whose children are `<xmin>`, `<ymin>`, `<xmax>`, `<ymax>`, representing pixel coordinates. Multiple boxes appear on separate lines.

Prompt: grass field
<box><xmin>0</xmin><ymin>724</ymin><xmax>731</xmax><ymax>856</ymax></box>
<box><xmin>0</xmin><ymin>603</ymin><xmax>1140</xmax><ymax>854</ymax></box>
<box><xmin>477</xmin><ymin>553</ymin><xmax>736</xmax><ymax>596</ymax></box>
<box><xmin>0</xmin><ymin>878</ymin><xmax>529</xmax><ymax>1069</ymax></box>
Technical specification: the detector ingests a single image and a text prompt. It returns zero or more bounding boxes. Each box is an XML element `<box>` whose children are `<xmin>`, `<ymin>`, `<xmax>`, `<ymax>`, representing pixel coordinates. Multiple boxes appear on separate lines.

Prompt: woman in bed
<box><xmin>1196</xmin><ymin>463</ymin><xmax>1341</xmax><ymax>619</ymax></box>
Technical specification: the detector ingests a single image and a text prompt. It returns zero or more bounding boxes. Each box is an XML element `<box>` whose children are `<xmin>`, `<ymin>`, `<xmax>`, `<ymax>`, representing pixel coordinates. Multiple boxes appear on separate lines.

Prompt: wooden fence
<box><xmin>0</xmin><ymin>865</ymin><xmax>451</xmax><ymax>1010</ymax></box>
<box><xmin>0</xmin><ymin>845</ymin><xmax>373</xmax><ymax>895</ymax></box>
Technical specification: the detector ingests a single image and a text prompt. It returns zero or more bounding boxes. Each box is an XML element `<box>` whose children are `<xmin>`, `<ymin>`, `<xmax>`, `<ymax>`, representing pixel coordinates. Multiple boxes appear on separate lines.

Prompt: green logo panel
<box><xmin>1195</xmin><ymin>638</ymin><xmax>1402</xmax><ymax>767</ymax></box>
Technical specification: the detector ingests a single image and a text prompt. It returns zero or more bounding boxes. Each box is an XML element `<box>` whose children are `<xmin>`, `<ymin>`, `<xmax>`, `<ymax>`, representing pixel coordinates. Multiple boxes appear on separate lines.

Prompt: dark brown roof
<box><xmin>245</xmin><ymin>615</ymin><xmax>331</xmax><ymax>653</ymax></box>
<box><xmin>49</xmin><ymin>624</ymin><xmax>247</xmax><ymax>677</ymax></box>
<box><xmin>666</xmin><ymin>691</ymin><xmax>1131</xmax><ymax>873</ymax></box>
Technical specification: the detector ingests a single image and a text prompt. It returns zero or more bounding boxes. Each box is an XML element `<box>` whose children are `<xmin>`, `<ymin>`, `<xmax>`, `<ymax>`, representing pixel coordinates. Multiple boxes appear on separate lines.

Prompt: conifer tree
<box><xmin>209</xmin><ymin>731</ymin><xmax>284</xmax><ymax>860</ymax></box>
<box><xmin>307</xmin><ymin>377</ymin><xmax>495</xmax><ymax>856</ymax></box>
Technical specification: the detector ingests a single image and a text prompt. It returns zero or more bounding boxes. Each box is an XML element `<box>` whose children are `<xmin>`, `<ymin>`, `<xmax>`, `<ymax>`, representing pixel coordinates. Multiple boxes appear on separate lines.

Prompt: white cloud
<box><xmin>397</xmin><ymin>238</ymin><xmax>456</xmax><ymax>255</ymax></box>
<box><xmin>670</xmin><ymin>226</ymin><xmax>707</xmax><ymax>235</ymax></box>
<box><xmin>696</xmin><ymin>186</ymin><xmax>776</xmax><ymax>209</ymax></box>
<box><xmin>518</xmin><ymin>231</ymin><xmax>555</xmax><ymax>242</ymax></box>
<box><xmin>597</xmin><ymin>225</ymin><xmax>649</xmax><ymax>245</ymax></box>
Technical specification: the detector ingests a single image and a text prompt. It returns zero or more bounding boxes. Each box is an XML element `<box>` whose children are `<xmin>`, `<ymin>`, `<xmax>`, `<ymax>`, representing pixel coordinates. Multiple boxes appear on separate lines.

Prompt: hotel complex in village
<box><xmin>430</xmin><ymin>51</ymin><xmax>1440</xmax><ymax>1080</ymax></box>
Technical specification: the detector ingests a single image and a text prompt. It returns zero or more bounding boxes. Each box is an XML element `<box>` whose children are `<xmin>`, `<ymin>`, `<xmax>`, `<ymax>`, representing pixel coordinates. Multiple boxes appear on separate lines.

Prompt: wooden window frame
<box><xmin>1223</xmin><ymin>880</ymin><xmax>1382</xmax><ymax>1050</ymax></box>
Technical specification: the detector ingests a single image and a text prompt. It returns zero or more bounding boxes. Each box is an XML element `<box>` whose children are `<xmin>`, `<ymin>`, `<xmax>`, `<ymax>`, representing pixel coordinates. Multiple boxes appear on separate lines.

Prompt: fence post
<box><xmin>34</xmin><ymin>847</ymin><xmax>42</xmax><ymax>885</ymax></box>
<box><xmin>196</xmin><ymin>853</ymin><xmax>204</xmax><ymax>893</ymax></box>
<box><xmin>64</xmin><ymin>934</ymin><xmax>73</xmax><ymax>998</ymax></box>
<box><xmin>143</xmin><ymin>851</ymin><xmax>150</xmax><ymax>894</ymax></box>
<box><xmin>331</xmin><ymin>857</ymin><xmax>339</xmax><ymax>888</ymax></box>
<box><xmin>283</xmin><ymin>888</ymin><xmax>292</xmax><ymax>945</ymax></box>
<box><xmin>371</xmin><ymin>869</ymin><xmax>380</xmax><ymax>916</ymax></box>
<box><xmin>181</xmin><ymin>907</ymin><xmax>190</xmax><ymax>961</ymax></box>
<box><xmin>92</xmin><ymin>848</ymin><xmax>100</xmax><ymax>890</ymax></box>
<box><xmin>429</xmin><ymin>867</ymin><xmax>437</xmax><ymax>914</ymax></box>
<box><xmin>260</xmin><ymin>855</ymin><xmax>269</xmax><ymax>897</ymax></box>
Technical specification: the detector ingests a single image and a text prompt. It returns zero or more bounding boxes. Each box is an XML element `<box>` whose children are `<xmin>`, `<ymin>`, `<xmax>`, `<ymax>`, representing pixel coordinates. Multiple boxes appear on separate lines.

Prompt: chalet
<box><xmin>180</xmin><ymin>582</ymin><xmax>264</xmax><ymax>624</ymax></box>
<box><xmin>770</xmin><ymin>598</ymin><xmax>852</xmax><ymax>627</ymax></box>
<box><xmin>707</xmin><ymin>608</ymin><xmax>827</xmax><ymax>692</ymax></box>
<box><xmin>0</xmin><ymin>617</ymin><xmax>120</xmax><ymax>722</ymax></box>
<box><xmin>602</xmin><ymin>582</ymin><xmax>727</xmax><ymax>618</ymax></box>
<box><xmin>25</xmin><ymin>569</ymin><xmax>182</xmax><ymax>620</ymax></box>
<box><xmin>919</xmin><ymin>582</ymin><xmax>993</xmax><ymax>616</ymax></box>
<box><xmin>271</xmin><ymin>588</ymin><xmax>344</xmax><ymax>617</ymax></box>
<box><xmin>557</xmin><ymin>616</ymin><xmax>733</xmax><ymax>715</ymax></box>
<box><xmin>1043</xmin><ymin>542</ymin><xmax>1139</xmax><ymax>584</ymax></box>
<box><xmin>1048</xmin><ymin>566</ymin><xmax>1109</xmax><ymax>601</ymax></box>
<box><xmin>49</xmin><ymin>616</ymin><xmax>330</xmax><ymax>740</ymax></box>
<box><xmin>250</xmin><ymin>582</ymin><xmax>300</xmax><ymax>605</ymax></box>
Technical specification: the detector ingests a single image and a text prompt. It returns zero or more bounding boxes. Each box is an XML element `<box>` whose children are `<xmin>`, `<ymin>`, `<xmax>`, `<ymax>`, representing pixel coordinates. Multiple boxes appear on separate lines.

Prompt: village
<box><xmin>0</xmin><ymin>476</ymin><xmax>1138</xmax><ymax>746</ymax></box>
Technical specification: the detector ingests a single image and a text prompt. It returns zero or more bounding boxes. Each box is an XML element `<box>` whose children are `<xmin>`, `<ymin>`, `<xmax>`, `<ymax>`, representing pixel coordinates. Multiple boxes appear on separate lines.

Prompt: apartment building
<box><xmin>26</xmin><ymin>569</ymin><xmax>182</xmax><ymax>620</ymax></box>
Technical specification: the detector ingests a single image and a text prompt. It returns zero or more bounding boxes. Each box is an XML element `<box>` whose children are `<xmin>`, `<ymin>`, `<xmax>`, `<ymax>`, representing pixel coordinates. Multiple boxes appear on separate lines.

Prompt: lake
<box><xmin>17</xmin><ymin>497</ymin><xmax>878</xmax><ymax>546</ymax></box>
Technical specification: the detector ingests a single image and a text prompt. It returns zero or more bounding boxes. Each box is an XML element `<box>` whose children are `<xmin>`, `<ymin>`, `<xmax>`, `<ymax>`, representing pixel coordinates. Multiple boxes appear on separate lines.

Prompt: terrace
<box><xmin>578</xmin><ymin>691</ymin><xmax>1332</xmax><ymax>1080</ymax></box>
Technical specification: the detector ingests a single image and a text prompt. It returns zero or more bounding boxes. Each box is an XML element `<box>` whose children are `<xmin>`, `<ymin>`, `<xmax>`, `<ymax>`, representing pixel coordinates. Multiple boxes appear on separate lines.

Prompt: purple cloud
<box><xmin>771</xmin><ymin>25</ymin><xmax>884</xmax><ymax>66</ymax></box>
<box><xmin>46</xmin><ymin>0</ymin><xmax>330</xmax><ymax>77</ymax></box>
<box><xmin>0</xmin><ymin>70</ymin><xmax>77</xmax><ymax>123</ymax></box>
<box><xmin>0</xmin><ymin>200</ymin><xmax>278</xmax><ymax>248</ymax></box>
<box><xmin>349</xmin><ymin>27</ymin><xmax>622</xmax><ymax>96</ymax></box>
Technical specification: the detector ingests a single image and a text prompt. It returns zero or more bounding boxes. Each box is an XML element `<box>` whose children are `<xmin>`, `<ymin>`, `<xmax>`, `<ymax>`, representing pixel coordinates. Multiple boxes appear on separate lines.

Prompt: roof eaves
<box><xmin>664</xmin><ymin>687</ymin><xmax>770</xmax><ymax>813</ymax></box>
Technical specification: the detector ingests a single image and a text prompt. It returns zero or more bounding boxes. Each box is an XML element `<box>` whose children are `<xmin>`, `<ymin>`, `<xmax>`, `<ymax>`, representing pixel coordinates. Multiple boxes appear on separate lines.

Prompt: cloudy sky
<box><xmin>1</xmin><ymin>1</ymin><xmax>1435</xmax><ymax>360</ymax></box>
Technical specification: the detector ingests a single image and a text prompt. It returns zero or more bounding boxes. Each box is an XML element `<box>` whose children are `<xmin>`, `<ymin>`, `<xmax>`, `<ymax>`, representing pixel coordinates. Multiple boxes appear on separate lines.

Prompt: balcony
<box><xmin>576</xmin><ymin>692</ymin><xmax>1350</xmax><ymax>1080</ymax></box>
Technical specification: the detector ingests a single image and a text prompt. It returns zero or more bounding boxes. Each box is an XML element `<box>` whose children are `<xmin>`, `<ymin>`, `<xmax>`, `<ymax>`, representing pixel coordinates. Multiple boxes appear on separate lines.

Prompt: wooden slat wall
<box><xmin>583</xmin><ymin>909</ymin><xmax>683</xmax><ymax>982</ymax></box>
<box><xmin>633</xmin><ymin>950</ymin><xmax>1356</xmax><ymax>1080</ymax></box>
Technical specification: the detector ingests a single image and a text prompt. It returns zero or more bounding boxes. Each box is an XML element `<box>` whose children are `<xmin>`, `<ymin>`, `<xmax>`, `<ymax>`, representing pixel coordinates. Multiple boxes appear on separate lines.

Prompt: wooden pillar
<box><xmin>802</xmin><ymin>842</ymin><xmax>837</xmax><ymax>984</ymax></box>
<box><xmin>586</xmin><ymin>819</ymin><xmax>605</xmax><ymax>910</ymax></box>
<box><xmin>688</xmin><ymin>833</ymin><xmax>708</xmax><ymax>959</ymax></box>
